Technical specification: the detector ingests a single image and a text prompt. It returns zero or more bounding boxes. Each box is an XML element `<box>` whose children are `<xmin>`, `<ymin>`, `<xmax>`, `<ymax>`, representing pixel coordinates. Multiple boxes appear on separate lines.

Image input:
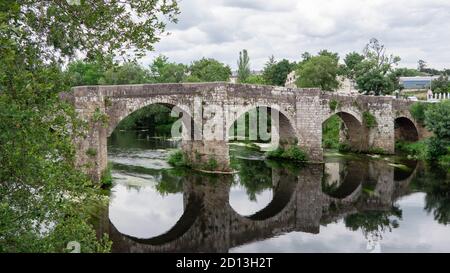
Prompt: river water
<box><xmin>97</xmin><ymin>131</ymin><xmax>450</xmax><ymax>253</ymax></box>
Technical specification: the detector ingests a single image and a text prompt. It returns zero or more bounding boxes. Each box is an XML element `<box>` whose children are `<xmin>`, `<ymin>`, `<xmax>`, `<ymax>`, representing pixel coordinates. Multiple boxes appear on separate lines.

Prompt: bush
<box><xmin>266</xmin><ymin>146</ymin><xmax>308</xmax><ymax>162</ymax></box>
<box><xmin>410</xmin><ymin>102</ymin><xmax>431</xmax><ymax>125</ymax></box>
<box><xmin>204</xmin><ymin>156</ymin><xmax>218</xmax><ymax>171</ymax></box>
<box><xmin>329</xmin><ymin>100</ymin><xmax>339</xmax><ymax>111</ymax></box>
<box><xmin>168</xmin><ymin>150</ymin><xmax>189</xmax><ymax>167</ymax></box>
<box><xmin>283</xmin><ymin>146</ymin><xmax>308</xmax><ymax>161</ymax></box>
<box><xmin>322</xmin><ymin>115</ymin><xmax>341</xmax><ymax>149</ymax></box>
<box><xmin>424</xmin><ymin>100</ymin><xmax>450</xmax><ymax>140</ymax></box>
<box><xmin>338</xmin><ymin>143</ymin><xmax>352</xmax><ymax>152</ymax></box>
<box><xmin>395</xmin><ymin>140</ymin><xmax>427</xmax><ymax>158</ymax></box>
<box><xmin>426</xmin><ymin>137</ymin><xmax>448</xmax><ymax>161</ymax></box>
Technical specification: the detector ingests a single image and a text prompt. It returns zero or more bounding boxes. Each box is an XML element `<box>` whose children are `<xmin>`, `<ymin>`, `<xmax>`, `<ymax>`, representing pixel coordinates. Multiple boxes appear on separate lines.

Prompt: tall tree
<box><xmin>418</xmin><ymin>59</ymin><xmax>427</xmax><ymax>72</ymax></box>
<box><xmin>0</xmin><ymin>0</ymin><xmax>179</xmax><ymax>252</ymax></box>
<box><xmin>354</xmin><ymin>38</ymin><xmax>401</xmax><ymax>95</ymax></box>
<box><xmin>237</xmin><ymin>49</ymin><xmax>251</xmax><ymax>83</ymax></box>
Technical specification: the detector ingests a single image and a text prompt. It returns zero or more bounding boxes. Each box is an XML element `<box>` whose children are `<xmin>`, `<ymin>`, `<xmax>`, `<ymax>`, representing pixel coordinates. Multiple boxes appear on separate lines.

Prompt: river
<box><xmin>95</xmin><ymin>130</ymin><xmax>450</xmax><ymax>253</ymax></box>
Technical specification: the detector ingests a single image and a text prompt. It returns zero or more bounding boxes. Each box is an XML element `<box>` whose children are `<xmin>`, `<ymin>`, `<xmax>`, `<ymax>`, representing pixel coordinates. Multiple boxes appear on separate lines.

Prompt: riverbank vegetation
<box><xmin>0</xmin><ymin>0</ymin><xmax>179</xmax><ymax>252</ymax></box>
<box><xmin>397</xmin><ymin>101</ymin><xmax>450</xmax><ymax>169</ymax></box>
<box><xmin>266</xmin><ymin>146</ymin><xmax>308</xmax><ymax>162</ymax></box>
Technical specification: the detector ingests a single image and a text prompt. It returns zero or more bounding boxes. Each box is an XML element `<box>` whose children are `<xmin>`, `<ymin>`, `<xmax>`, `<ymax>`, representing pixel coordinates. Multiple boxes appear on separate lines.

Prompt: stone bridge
<box><xmin>65</xmin><ymin>83</ymin><xmax>428</xmax><ymax>180</ymax></box>
<box><xmin>97</xmin><ymin>161</ymin><xmax>419</xmax><ymax>253</ymax></box>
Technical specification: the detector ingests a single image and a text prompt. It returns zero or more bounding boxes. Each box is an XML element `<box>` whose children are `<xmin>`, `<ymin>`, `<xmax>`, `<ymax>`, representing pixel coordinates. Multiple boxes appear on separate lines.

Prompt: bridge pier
<box><xmin>181</xmin><ymin>140</ymin><xmax>232</xmax><ymax>173</ymax></box>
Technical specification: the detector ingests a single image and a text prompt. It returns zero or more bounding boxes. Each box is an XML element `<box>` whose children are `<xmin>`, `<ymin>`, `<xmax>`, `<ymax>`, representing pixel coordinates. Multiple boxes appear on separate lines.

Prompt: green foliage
<box><xmin>431</xmin><ymin>75</ymin><xmax>450</xmax><ymax>94</ymax></box>
<box><xmin>86</xmin><ymin>148</ymin><xmax>98</xmax><ymax>157</ymax></box>
<box><xmin>66</xmin><ymin>60</ymin><xmax>108</xmax><ymax>86</ymax></box>
<box><xmin>266</xmin><ymin>146</ymin><xmax>308</xmax><ymax>162</ymax></box>
<box><xmin>426</xmin><ymin>137</ymin><xmax>448</xmax><ymax>161</ymax></box>
<box><xmin>351</xmin><ymin>38</ymin><xmax>401</xmax><ymax>95</ymax></box>
<box><xmin>237</xmin><ymin>49</ymin><xmax>251</xmax><ymax>83</ymax></box>
<box><xmin>425</xmin><ymin>100</ymin><xmax>450</xmax><ymax>140</ymax></box>
<box><xmin>100</xmin><ymin>164</ymin><xmax>113</xmax><ymax>188</ymax></box>
<box><xmin>116</xmin><ymin>104</ymin><xmax>177</xmax><ymax>134</ymax></box>
<box><xmin>363</xmin><ymin>111</ymin><xmax>377</xmax><ymax>129</ymax></box>
<box><xmin>323</xmin><ymin>115</ymin><xmax>342</xmax><ymax>149</ymax></box>
<box><xmin>395</xmin><ymin>140</ymin><xmax>428</xmax><ymax>159</ymax></box>
<box><xmin>168</xmin><ymin>150</ymin><xmax>189</xmax><ymax>167</ymax></box>
<box><xmin>99</xmin><ymin>62</ymin><xmax>151</xmax><ymax>85</ymax></box>
<box><xmin>92</xmin><ymin>108</ymin><xmax>109</xmax><ymax>127</ymax></box>
<box><xmin>263</xmin><ymin>57</ymin><xmax>295</xmax><ymax>86</ymax></box>
<box><xmin>243</xmin><ymin>74</ymin><xmax>265</xmax><ymax>84</ymax></box>
<box><xmin>367</xmin><ymin>147</ymin><xmax>388</xmax><ymax>155</ymax></box>
<box><xmin>0</xmin><ymin>0</ymin><xmax>179</xmax><ymax>252</ymax></box>
<box><xmin>410</xmin><ymin>102</ymin><xmax>431</xmax><ymax>125</ymax></box>
<box><xmin>149</xmin><ymin>55</ymin><xmax>187</xmax><ymax>83</ymax></box>
<box><xmin>338</xmin><ymin>143</ymin><xmax>352</xmax><ymax>153</ymax></box>
<box><xmin>342</xmin><ymin>52</ymin><xmax>365</xmax><ymax>80</ymax></box>
<box><xmin>344</xmin><ymin>206</ymin><xmax>402</xmax><ymax>236</ymax></box>
<box><xmin>204</xmin><ymin>156</ymin><xmax>219</xmax><ymax>171</ymax></box>
<box><xmin>230</xmin><ymin>157</ymin><xmax>273</xmax><ymax>201</ymax></box>
<box><xmin>329</xmin><ymin>100</ymin><xmax>340</xmax><ymax>111</ymax></box>
<box><xmin>395</xmin><ymin>67</ymin><xmax>424</xmax><ymax>77</ymax></box>
<box><xmin>188</xmin><ymin>58</ymin><xmax>232</xmax><ymax>82</ymax></box>
<box><xmin>296</xmin><ymin>55</ymin><xmax>340</xmax><ymax>91</ymax></box>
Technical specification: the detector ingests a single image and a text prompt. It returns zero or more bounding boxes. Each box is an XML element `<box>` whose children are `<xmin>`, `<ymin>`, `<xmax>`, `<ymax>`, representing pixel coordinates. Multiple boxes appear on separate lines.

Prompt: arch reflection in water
<box><xmin>108</xmin><ymin>168</ymin><xmax>186</xmax><ymax>239</ymax></box>
<box><xmin>100</xmin><ymin>132</ymin><xmax>450</xmax><ymax>252</ymax></box>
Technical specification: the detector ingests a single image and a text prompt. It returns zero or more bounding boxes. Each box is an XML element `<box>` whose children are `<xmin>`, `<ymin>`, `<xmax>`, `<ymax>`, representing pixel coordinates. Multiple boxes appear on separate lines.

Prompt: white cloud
<box><xmin>142</xmin><ymin>0</ymin><xmax>450</xmax><ymax>70</ymax></box>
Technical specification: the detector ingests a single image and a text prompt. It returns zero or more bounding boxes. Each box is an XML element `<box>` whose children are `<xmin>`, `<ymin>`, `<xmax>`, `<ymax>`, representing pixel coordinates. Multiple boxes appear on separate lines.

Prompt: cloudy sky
<box><xmin>142</xmin><ymin>0</ymin><xmax>450</xmax><ymax>71</ymax></box>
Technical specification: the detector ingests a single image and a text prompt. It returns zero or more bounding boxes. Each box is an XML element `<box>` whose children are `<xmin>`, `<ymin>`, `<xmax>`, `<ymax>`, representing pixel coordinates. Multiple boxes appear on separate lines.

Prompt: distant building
<box><xmin>285</xmin><ymin>71</ymin><xmax>297</xmax><ymax>88</ymax></box>
<box><xmin>399</xmin><ymin>76</ymin><xmax>442</xmax><ymax>90</ymax></box>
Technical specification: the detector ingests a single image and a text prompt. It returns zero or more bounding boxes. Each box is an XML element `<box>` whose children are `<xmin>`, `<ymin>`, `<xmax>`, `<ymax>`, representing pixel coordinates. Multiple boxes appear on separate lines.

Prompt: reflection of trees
<box><xmin>155</xmin><ymin>170</ymin><xmax>184</xmax><ymax>196</ymax></box>
<box><xmin>411</xmin><ymin>166</ymin><xmax>450</xmax><ymax>225</ymax></box>
<box><xmin>232</xmin><ymin>158</ymin><xmax>272</xmax><ymax>201</ymax></box>
<box><xmin>344</xmin><ymin>206</ymin><xmax>402</xmax><ymax>238</ymax></box>
<box><xmin>321</xmin><ymin>162</ymin><xmax>348</xmax><ymax>196</ymax></box>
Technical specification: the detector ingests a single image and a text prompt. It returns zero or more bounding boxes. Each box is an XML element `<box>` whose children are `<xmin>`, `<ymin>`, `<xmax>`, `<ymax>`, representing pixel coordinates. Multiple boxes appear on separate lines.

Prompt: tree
<box><xmin>431</xmin><ymin>75</ymin><xmax>450</xmax><ymax>93</ymax></box>
<box><xmin>149</xmin><ymin>55</ymin><xmax>187</xmax><ymax>83</ymax></box>
<box><xmin>342</xmin><ymin>52</ymin><xmax>365</xmax><ymax>80</ymax></box>
<box><xmin>354</xmin><ymin>38</ymin><xmax>401</xmax><ymax>95</ymax></box>
<box><xmin>0</xmin><ymin>0</ymin><xmax>179</xmax><ymax>252</ymax></box>
<box><xmin>425</xmin><ymin>100</ymin><xmax>450</xmax><ymax>140</ymax></box>
<box><xmin>295</xmin><ymin>55</ymin><xmax>340</xmax><ymax>91</ymax></box>
<box><xmin>418</xmin><ymin>60</ymin><xmax>427</xmax><ymax>72</ymax></box>
<box><xmin>263</xmin><ymin>58</ymin><xmax>295</xmax><ymax>86</ymax></box>
<box><xmin>187</xmin><ymin>58</ymin><xmax>232</xmax><ymax>82</ymax></box>
<box><xmin>66</xmin><ymin>60</ymin><xmax>108</xmax><ymax>86</ymax></box>
<box><xmin>100</xmin><ymin>62</ymin><xmax>151</xmax><ymax>85</ymax></box>
<box><xmin>237</xmin><ymin>49</ymin><xmax>251</xmax><ymax>83</ymax></box>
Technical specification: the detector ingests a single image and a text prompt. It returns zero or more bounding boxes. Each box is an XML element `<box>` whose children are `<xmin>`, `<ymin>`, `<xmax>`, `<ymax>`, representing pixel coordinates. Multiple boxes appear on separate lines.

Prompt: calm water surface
<box><xmin>98</xmin><ymin>131</ymin><xmax>450</xmax><ymax>253</ymax></box>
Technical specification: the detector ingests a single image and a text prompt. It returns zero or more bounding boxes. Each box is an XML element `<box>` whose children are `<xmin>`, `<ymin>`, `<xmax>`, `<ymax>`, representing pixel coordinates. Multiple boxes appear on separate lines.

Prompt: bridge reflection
<box><xmin>100</xmin><ymin>159</ymin><xmax>419</xmax><ymax>253</ymax></box>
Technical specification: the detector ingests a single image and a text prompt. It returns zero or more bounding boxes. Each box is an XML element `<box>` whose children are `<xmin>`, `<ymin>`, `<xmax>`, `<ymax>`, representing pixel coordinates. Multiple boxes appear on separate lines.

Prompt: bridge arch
<box><xmin>394</xmin><ymin>116</ymin><xmax>419</xmax><ymax>143</ymax></box>
<box><xmin>322</xmin><ymin>110</ymin><xmax>366</xmax><ymax>152</ymax></box>
<box><xmin>227</xmin><ymin>104</ymin><xmax>298</xmax><ymax>147</ymax></box>
<box><xmin>106</xmin><ymin>98</ymin><xmax>194</xmax><ymax>138</ymax></box>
